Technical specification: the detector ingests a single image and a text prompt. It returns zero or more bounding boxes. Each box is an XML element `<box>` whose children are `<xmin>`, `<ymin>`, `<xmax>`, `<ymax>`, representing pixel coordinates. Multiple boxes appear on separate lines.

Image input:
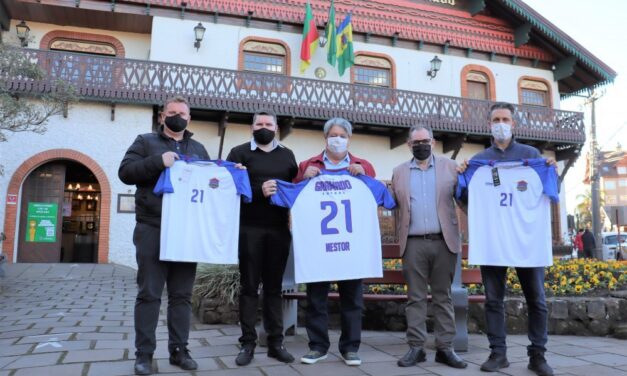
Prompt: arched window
<box><xmin>239</xmin><ymin>39</ymin><xmax>289</xmax><ymax>75</ymax></box>
<box><xmin>352</xmin><ymin>54</ymin><xmax>394</xmax><ymax>88</ymax></box>
<box><xmin>40</xmin><ymin>31</ymin><xmax>125</xmax><ymax>86</ymax></box>
<box><xmin>352</xmin><ymin>53</ymin><xmax>395</xmax><ymax>104</ymax></box>
<box><xmin>461</xmin><ymin>64</ymin><xmax>496</xmax><ymax>101</ymax></box>
<box><xmin>518</xmin><ymin>77</ymin><xmax>552</xmax><ymax>107</ymax></box>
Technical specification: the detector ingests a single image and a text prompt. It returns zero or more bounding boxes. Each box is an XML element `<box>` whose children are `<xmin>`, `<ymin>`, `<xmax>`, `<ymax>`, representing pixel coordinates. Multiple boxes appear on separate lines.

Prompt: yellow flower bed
<box><xmin>372</xmin><ymin>258</ymin><xmax>627</xmax><ymax>296</ymax></box>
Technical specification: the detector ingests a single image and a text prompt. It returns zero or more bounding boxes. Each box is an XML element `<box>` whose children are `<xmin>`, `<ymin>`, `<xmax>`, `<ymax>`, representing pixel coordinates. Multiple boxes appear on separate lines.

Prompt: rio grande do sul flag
<box><xmin>299</xmin><ymin>1</ymin><xmax>319</xmax><ymax>73</ymax></box>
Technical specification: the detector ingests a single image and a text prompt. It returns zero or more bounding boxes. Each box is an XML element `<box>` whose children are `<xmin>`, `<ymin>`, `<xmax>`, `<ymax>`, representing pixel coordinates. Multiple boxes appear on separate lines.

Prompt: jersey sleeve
<box><xmin>355</xmin><ymin>175</ymin><xmax>396</xmax><ymax>209</ymax></box>
<box><xmin>456</xmin><ymin>160</ymin><xmax>486</xmax><ymax>199</ymax></box>
<box><xmin>527</xmin><ymin>159</ymin><xmax>560</xmax><ymax>202</ymax></box>
<box><xmin>270</xmin><ymin>179</ymin><xmax>309</xmax><ymax>209</ymax></box>
<box><xmin>222</xmin><ymin>162</ymin><xmax>253</xmax><ymax>203</ymax></box>
<box><xmin>153</xmin><ymin>167</ymin><xmax>174</xmax><ymax>196</ymax></box>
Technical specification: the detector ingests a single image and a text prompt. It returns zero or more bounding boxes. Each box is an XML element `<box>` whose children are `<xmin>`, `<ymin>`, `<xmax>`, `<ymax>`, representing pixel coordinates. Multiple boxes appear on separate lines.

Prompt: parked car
<box><xmin>601</xmin><ymin>232</ymin><xmax>627</xmax><ymax>260</ymax></box>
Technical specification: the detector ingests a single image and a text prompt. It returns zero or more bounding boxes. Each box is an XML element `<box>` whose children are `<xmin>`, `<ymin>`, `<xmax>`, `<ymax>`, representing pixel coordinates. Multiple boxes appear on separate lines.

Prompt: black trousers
<box><xmin>238</xmin><ymin>224</ymin><xmax>291</xmax><ymax>348</ymax></box>
<box><xmin>133</xmin><ymin>223</ymin><xmax>197</xmax><ymax>355</ymax></box>
<box><xmin>306</xmin><ymin>279</ymin><xmax>363</xmax><ymax>354</ymax></box>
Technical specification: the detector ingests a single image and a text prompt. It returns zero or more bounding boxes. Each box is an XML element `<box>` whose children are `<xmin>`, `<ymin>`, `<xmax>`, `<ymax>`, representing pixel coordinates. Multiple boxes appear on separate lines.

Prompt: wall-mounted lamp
<box><xmin>193</xmin><ymin>22</ymin><xmax>206</xmax><ymax>51</ymax></box>
<box><xmin>67</xmin><ymin>183</ymin><xmax>74</xmax><ymax>190</ymax></box>
<box><xmin>319</xmin><ymin>22</ymin><xmax>328</xmax><ymax>48</ymax></box>
<box><xmin>426</xmin><ymin>55</ymin><xmax>442</xmax><ymax>79</ymax></box>
<box><xmin>16</xmin><ymin>20</ymin><xmax>30</xmax><ymax>47</ymax></box>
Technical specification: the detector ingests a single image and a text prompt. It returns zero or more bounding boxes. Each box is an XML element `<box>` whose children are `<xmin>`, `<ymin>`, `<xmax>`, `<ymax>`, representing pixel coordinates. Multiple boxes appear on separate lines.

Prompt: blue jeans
<box><xmin>480</xmin><ymin>266</ymin><xmax>548</xmax><ymax>356</ymax></box>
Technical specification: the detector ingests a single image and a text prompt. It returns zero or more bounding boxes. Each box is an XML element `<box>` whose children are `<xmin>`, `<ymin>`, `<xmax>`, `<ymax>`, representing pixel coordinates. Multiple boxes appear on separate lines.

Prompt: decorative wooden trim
<box><xmin>2</xmin><ymin>149</ymin><xmax>111</xmax><ymax>264</ymax></box>
<box><xmin>351</xmin><ymin>51</ymin><xmax>396</xmax><ymax>89</ymax></box>
<box><xmin>237</xmin><ymin>36</ymin><xmax>291</xmax><ymax>74</ymax></box>
<box><xmin>40</xmin><ymin>30</ymin><xmax>125</xmax><ymax>57</ymax></box>
<box><xmin>517</xmin><ymin>75</ymin><xmax>553</xmax><ymax>108</ymax></box>
<box><xmin>460</xmin><ymin>64</ymin><xmax>496</xmax><ymax>101</ymax></box>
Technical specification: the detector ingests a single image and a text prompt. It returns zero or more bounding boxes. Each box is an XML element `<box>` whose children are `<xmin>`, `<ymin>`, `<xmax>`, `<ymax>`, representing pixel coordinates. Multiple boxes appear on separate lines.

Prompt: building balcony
<box><xmin>3</xmin><ymin>48</ymin><xmax>585</xmax><ymax>148</ymax></box>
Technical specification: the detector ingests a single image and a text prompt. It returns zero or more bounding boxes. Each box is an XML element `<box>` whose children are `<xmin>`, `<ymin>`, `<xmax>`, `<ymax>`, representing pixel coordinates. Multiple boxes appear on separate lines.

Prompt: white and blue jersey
<box><xmin>271</xmin><ymin>170</ymin><xmax>396</xmax><ymax>283</ymax></box>
<box><xmin>154</xmin><ymin>159</ymin><xmax>252</xmax><ymax>264</ymax></box>
<box><xmin>456</xmin><ymin>159</ymin><xmax>559</xmax><ymax>267</ymax></box>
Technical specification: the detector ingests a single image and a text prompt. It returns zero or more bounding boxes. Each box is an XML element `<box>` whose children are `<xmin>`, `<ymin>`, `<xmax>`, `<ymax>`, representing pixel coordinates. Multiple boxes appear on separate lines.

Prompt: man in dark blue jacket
<box><xmin>119</xmin><ymin>96</ymin><xmax>209</xmax><ymax>375</ymax></box>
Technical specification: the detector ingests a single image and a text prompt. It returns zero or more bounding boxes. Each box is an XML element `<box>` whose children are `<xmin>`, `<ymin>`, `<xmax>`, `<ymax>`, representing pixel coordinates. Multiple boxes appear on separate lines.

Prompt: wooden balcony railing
<box><xmin>3</xmin><ymin>48</ymin><xmax>585</xmax><ymax>144</ymax></box>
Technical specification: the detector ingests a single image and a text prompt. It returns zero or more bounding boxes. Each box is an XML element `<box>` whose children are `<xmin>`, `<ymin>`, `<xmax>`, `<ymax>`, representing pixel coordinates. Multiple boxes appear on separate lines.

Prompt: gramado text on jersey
<box><xmin>315</xmin><ymin>180</ymin><xmax>352</xmax><ymax>191</ymax></box>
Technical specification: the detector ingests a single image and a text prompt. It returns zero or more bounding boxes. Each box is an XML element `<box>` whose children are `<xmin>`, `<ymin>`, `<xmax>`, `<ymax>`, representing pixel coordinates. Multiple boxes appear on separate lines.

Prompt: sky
<box><xmin>521</xmin><ymin>0</ymin><xmax>627</xmax><ymax>214</ymax></box>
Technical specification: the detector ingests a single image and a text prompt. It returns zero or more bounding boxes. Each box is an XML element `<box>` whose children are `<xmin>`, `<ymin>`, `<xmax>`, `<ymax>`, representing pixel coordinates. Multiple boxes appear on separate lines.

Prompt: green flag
<box><xmin>325</xmin><ymin>0</ymin><xmax>337</xmax><ymax>66</ymax></box>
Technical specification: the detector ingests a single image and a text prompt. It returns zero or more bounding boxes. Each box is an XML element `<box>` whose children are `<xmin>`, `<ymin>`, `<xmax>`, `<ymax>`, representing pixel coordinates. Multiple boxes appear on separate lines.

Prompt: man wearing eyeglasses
<box><xmin>391</xmin><ymin>124</ymin><xmax>467</xmax><ymax>369</ymax></box>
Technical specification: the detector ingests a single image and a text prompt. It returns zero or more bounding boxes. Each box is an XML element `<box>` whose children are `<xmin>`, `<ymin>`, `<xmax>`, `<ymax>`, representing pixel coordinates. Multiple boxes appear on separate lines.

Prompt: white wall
<box><xmin>6</xmin><ymin>20</ymin><xmax>151</xmax><ymax>60</ymax></box>
<box><xmin>0</xmin><ymin>103</ymin><xmax>153</xmax><ymax>268</ymax></box>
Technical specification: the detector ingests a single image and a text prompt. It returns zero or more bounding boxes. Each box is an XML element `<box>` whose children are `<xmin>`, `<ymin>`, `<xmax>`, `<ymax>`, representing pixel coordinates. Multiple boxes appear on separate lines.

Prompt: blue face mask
<box><xmin>491</xmin><ymin>122</ymin><xmax>512</xmax><ymax>142</ymax></box>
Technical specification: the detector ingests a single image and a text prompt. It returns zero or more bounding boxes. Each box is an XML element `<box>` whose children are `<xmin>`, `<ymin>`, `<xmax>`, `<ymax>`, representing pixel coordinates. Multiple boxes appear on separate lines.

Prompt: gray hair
<box><xmin>323</xmin><ymin>117</ymin><xmax>353</xmax><ymax>137</ymax></box>
<box><xmin>488</xmin><ymin>102</ymin><xmax>516</xmax><ymax>120</ymax></box>
<box><xmin>407</xmin><ymin>124</ymin><xmax>433</xmax><ymax>140</ymax></box>
<box><xmin>252</xmin><ymin>109</ymin><xmax>277</xmax><ymax>127</ymax></box>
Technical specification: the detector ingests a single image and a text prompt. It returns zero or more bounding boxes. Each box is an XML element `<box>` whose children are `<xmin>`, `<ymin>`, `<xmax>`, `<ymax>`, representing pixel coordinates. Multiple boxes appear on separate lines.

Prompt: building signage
<box><xmin>7</xmin><ymin>194</ymin><xmax>17</xmax><ymax>205</ymax></box>
<box><xmin>25</xmin><ymin>202</ymin><xmax>58</xmax><ymax>243</ymax></box>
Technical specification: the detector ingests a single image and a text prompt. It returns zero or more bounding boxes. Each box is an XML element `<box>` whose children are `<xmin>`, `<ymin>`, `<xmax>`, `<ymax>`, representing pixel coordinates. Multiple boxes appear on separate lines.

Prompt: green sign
<box><xmin>25</xmin><ymin>202</ymin><xmax>58</xmax><ymax>243</ymax></box>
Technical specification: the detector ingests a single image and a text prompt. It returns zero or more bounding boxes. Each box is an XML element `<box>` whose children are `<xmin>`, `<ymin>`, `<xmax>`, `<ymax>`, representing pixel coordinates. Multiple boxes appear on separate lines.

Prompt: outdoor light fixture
<box><xmin>16</xmin><ymin>20</ymin><xmax>30</xmax><ymax>47</ymax></box>
<box><xmin>193</xmin><ymin>22</ymin><xmax>206</xmax><ymax>51</ymax></box>
<box><xmin>427</xmin><ymin>55</ymin><xmax>442</xmax><ymax>79</ymax></box>
<box><xmin>318</xmin><ymin>23</ymin><xmax>328</xmax><ymax>47</ymax></box>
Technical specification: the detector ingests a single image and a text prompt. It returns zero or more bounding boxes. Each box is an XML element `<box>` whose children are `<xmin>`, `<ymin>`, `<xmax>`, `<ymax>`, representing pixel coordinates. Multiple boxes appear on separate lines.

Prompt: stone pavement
<box><xmin>1</xmin><ymin>264</ymin><xmax>626</xmax><ymax>376</ymax></box>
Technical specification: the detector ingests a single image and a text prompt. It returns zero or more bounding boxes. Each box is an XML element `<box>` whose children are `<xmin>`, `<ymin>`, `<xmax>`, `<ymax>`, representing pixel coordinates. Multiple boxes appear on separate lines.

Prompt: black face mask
<box><xmin>164</xmin><ymin>114</ymin><xmax>188</xmax><ymax>132</ymax></box>
<box><xmin>412</xmin><ymin>144</ymin><xmax>431</xmax><ymax>161</ymax></box>
<box><xmin>253</xmin><ymin>128</ymin><xmax>275</xmax><ymax>145</ymax></box>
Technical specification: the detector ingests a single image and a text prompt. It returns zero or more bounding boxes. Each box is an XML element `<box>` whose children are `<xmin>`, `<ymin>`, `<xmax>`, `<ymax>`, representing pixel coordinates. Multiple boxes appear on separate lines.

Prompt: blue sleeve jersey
<box><xmin>154</xmin><ymin>159</ymin><xmax>252</xmax><ymax>264</ymax></box>
<box><xmin>271</xmin><ymin>170</ymin><xmax>395</xmax><ymax>283</ymax></box>
<box><xmin>456</xmin><ymin>159</ymin><xmax>558</xmax><ymax>267</ymax></box>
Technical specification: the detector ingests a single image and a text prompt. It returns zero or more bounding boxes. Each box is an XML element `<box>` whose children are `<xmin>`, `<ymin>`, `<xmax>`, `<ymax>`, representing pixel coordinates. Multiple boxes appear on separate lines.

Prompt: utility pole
<box><xmin>586</xmin><ymin>91</ymin><xmax>603</xmax><ymax>259</ymax></box>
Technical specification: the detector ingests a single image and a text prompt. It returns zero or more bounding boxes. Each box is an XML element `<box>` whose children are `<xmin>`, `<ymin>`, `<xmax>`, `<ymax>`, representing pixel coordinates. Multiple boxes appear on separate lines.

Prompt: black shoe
<box><xmin>397</xmin><ymin>347</ymin><xmax>426</xmax><ymax>367</ymax></box>
<box><xmin>134</xmin><ymin>353</ymin><xmax>153</xmax><ymax>375</ymax></box>
<box><xmin>435</xmin><ymin>349</ymin><xmax>468</xmax><ymax>369</ymax></box>
<box><xmin>169</xmin><ymin>346</ymin><xmax>198</xmax><ymax>371</ymax></box>
<box><xmin>480</xmin><ymin>352</ymin><xmax>509</xmax><ymax>372</ymax></box>
<box><xmin>236</xmin><ymin>346</ymin><xmax>255</xmax><ymax>366</ymax></box>
<box><xmin>267</xmin><ymin>345</ymin><xmax>295</xmax><ymax>363</ymax></box>
<box><xmin>528</xmin><ymin>353</ymin><xmax>554</xmax><ymax>376</ymax></box>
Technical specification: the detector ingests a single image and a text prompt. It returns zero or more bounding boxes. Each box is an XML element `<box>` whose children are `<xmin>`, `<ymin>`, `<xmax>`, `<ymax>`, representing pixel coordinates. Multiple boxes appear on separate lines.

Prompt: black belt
<box><xmin>409</xmin><ymin>233</ymin><xmax>443</xmax><ymax>240</ymax></box>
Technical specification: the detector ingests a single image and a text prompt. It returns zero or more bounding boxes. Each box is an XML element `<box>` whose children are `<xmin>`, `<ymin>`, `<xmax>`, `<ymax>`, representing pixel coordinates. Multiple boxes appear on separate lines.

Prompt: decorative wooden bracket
<box><xmin>554</xmin><ymin>56</ymin><xmax>577</xmax><ymax>81</ymax></box>
<box><xmin>217</xmin><ymin>112</ymin><xmax>229</xmax><ymax>159</ymax></box>
<box><xmin>442</xmin><ymin>134</ymin><xmax>466</xmax><ymax>160</ymax></box>
<box><xmin>389</xmin><ymin>129</ymin><xmax>407</xmax><ymax>150</ymax></box>
<box><xmin>279</xmin><ymin>117</ymin><xmax>295</xmax><ymax>141</ymax></box>
<box><xmin>468</xmin><ymin>0</ymin><xmax>486</xmax><ymax>16</ymax></box>
<box><xmin>514</xmin><ymin>23</ymin><xmax>532</xmax><ymax>48</ymax></box>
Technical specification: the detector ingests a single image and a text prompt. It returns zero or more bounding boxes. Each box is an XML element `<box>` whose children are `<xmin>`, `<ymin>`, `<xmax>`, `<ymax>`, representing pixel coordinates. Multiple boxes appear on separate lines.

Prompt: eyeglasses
<box><xmin>410</xmin><ymin>139</ymin><xmax>431</xmax><ymax>146</ymax></box>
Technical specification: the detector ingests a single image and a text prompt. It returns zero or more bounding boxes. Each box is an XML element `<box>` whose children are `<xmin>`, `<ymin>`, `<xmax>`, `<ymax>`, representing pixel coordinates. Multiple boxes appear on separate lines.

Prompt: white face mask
<box><xmin>327</xmin><ymin>136</ymin><xmax>348</xmax><ymax>153</ymax></box>
<box><xmin>491</xmin><ymin>122</ymin><xmax>512</xmax><ymax>142</ymax></box>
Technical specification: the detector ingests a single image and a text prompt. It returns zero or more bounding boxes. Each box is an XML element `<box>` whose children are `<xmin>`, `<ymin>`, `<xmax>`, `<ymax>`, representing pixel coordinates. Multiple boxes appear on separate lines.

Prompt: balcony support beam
<box><xmin>556</xmin><ymin>146</ymin><xmax>580</xmax><ymax>183</ymax></box>
<box><xmin>389</xmin><ymin>129</ymin><xmax>407</xmax><ymax>150</ymax></box>
<box><xmin>279</xmin><ymin>117</ymin><xmax>295</xmax><ymax>141</ymax></box>
<box><xmin>0</xmin><ymin>0</ymin><xmax>9</xmax><ymax>31</ymax></box>
<box><xmin>217</xmin><ymin>112</ymin><xmax>229</xmax><ymax>159</ymax></box>
<box><xmin>442</xmin><ymin>134</ymin><xmax>466</xmax><ymax>160</ymax></box>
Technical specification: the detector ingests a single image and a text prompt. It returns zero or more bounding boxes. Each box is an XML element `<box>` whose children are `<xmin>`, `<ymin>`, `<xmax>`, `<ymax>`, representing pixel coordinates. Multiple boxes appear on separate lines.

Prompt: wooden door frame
<box><xmin>3</xmin><ymin>149</ymin><xmax>111</xmax><ymax>263</ymax></box>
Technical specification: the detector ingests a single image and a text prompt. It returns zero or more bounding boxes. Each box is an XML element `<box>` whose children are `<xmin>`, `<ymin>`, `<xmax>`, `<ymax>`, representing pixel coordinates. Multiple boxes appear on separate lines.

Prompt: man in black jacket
<box><xmin>227</xmin><ymin>109</ymin><xmax>298</xmax><ymax>366</ymax></box>
<box><xmin>119</xmin><ymin>96</ymin><xmax>209</xmax><ymax>375</ymax></box>
<box><xmin>582</xmin><ymin>228</ymin><xmax>596</xmax><ymax>259</ymax></box>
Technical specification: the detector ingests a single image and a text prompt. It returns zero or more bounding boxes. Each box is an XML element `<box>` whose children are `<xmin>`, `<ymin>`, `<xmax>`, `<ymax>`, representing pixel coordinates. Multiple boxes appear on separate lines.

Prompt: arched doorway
<box><xmin>2</xmin><ymin>149</ymin><xmax>111</xmax><ymax>263</ymax></box>
<box><xmin>17</xmin><ymin>161</ymin><xmax>101</xmax><ymax>263</ymax></box>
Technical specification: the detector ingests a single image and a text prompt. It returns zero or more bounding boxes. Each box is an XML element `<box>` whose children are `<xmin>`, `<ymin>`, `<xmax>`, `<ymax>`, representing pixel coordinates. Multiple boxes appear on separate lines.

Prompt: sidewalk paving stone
<box><xmin>2</xmin><ymin>263</ymin><xmax>627</xmax><ymax>376</ymax></box>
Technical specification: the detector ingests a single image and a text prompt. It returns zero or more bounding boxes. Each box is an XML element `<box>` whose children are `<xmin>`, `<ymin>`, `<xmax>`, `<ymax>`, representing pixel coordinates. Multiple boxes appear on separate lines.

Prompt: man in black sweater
<box><xmin>582</xmin><ymin>228</ymin><xmax>596</xmax><ymax>259</ymax></box>
<box><xmin>119</xmin><ymin>96</ymin><xmax>209</xmax><ymax>375</ymax></box>
<box><xmin>227</xmin><ymin>109</ymin><xmax>298</xmax><ymax>366</ymax></box>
